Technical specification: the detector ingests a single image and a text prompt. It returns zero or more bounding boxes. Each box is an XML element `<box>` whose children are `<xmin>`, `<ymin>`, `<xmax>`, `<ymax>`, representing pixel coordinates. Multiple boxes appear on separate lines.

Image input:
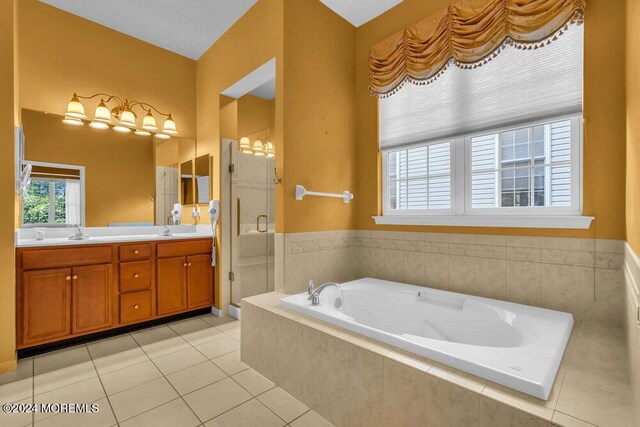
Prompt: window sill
<box><xmin>372</xmin><ymin>215</ymin><xmax>594</xmax><ymax>229</ymax></box>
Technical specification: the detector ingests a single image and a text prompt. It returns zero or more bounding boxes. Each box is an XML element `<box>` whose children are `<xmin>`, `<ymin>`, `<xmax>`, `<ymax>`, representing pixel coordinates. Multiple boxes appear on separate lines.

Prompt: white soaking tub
<box><xmin>280</xmin><ymin>278</ymin><xmax>573</xmax><ymax>400</ymax></box>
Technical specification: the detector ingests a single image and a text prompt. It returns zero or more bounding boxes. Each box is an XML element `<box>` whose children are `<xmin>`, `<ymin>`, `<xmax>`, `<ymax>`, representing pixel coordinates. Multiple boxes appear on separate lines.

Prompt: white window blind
<box><xmin>379</xmin><ymin>24</ymin><xmax>583</xmax><ymax>151</ymax></box>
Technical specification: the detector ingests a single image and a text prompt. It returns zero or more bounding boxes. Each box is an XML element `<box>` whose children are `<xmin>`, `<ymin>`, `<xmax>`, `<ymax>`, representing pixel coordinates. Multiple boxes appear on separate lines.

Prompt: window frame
<box><xmin>20</xmin><ymin>160</ymin><xmax>86</xmax><ymax>228</ymax></box>
<box><xmin>378</xmin><ymin>115</ymin><xmax>591</xmax><ymax>228</ymax></box>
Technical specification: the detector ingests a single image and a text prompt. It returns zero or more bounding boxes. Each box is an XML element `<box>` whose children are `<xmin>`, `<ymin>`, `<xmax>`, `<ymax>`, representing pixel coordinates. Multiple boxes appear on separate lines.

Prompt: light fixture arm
<box><xmin>129</xmin><ymin>101</ymin><xmax>172</xmax><ymax>118</ymax></box>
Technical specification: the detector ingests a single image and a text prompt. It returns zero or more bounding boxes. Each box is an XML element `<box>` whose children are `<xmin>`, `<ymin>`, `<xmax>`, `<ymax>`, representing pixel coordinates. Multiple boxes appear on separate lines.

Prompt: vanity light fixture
<box><xmin>89</xmin><ymin>121</ymin><xmax>109</xmax><ymax>130</ymax></box>
<box><xmin>253</xmin><ymin>139</ymin><xmax>265</xmax><ymax>156</ymax></box>
<box><xmin>240</xmin><ymin>137</ymin><xmax>253</xmax><ymax>153</ymax></box>
<box><xmin>265</xmin><ymin>141</ymin><xmax>275</xmax><ymax>158</ymax></box>
<box><xmin>62</xmin><ymin>116</ymin><xmax>84</xmax><ymax>126</ymax></box>
<box><xmin>63</xmin><ymin>93</ymin><xmax>178</xmax><ymax>138</ymax></box>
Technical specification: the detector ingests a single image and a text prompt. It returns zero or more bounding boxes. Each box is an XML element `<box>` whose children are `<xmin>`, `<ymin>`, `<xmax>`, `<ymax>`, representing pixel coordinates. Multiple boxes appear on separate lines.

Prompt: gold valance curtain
<box><xmin>369</xmin><ymin>0</ymin><xmax>585</xmax><ymax>97</ymax></box>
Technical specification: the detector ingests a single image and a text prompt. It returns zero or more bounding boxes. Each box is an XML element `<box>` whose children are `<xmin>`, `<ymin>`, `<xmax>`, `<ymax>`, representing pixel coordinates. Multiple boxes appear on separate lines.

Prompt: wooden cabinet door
<box><xmin>22</xmin><ymin>268</ymin><xmax>72</xmax><ymax>345</ymax></box>
<box><xmin>187</xmin><ymin>254</ymin><xmax>213</xmax><ymax>308</ymax></box>
<box><xmin>157</xmin><ymin>257</ymin><xmax>187</xmax><ymax>315</ymax></box>
<box><xmin>72</xmin><ymin>264</ymin><xmax>113</xmax><ymax>334</ymax></box>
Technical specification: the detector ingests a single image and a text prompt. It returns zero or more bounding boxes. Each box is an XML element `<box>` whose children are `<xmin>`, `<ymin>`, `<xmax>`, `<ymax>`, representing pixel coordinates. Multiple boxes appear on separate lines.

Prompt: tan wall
<box><xmin>22</xmin><ymin>109</ymin><xmax>155</xmax><ymax>227</ymax></box>
<box><xmin>627</xmin><ymin>0</ymin><xmax>640</xmax><ymax>254</ymax></box>
<box><xmin>237</xmin><ymin>95</ymin><xmax>274</xmax><ymax>142</ymax></box>
<box><xmin>0</xmin><ymin>0</ymin><xmax>17</xmax><ymax>374</ymax></box>
<box><xmin>282</xmin><ymin>0</ymin><xmax>356</xmax><ymax>233</ymax></box>
<box><xmin>17</xmin><ymin>0</ymin><xmax>196</xmax><ymax>138</ymax></box>
<box><xmin>196</xmin><ymin>0</ymin><xmax>284</xmax><ymax>309</ymax></box>
<box><xmin>354</xmin><ymin>0</ymin><xmax>627</xmax><ymax>239</ymax></box>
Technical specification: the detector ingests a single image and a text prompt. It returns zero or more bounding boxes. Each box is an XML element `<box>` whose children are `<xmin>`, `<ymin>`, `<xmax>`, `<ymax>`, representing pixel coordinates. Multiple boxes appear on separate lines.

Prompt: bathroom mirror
<box><xmin>195</xmin><ymin>154</ymin><xmax>211</xmax><ymax>204</ymax></box>
<box><xmin>21</xmin><ymin>108</ymin><xmax>201</xmax><ymax>227</ymax></box>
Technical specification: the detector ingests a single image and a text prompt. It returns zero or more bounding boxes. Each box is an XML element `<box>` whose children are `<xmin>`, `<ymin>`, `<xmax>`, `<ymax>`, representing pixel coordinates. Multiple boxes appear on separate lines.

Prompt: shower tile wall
<box><xmin>277</xmin><ymin>230</ymin><xmax>624</xmax><ymax>324</ymax></box>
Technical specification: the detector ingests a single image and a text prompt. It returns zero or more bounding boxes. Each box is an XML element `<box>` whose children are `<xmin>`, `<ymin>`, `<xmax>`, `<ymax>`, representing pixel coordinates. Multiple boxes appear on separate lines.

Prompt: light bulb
<box><xmin>65</xmin><ymin>94</ymin><xmax>86</xmax><ymax>119</ymax></box>
<box><xmin>162</xmin><ymin>115</ymin><xmax>178</xmax><ymax>135</ymax></box>
<box><xmin>62</xmin><ymin>116</ymin><xmax>84</xmax><ymax>126</ymax></box>
<box><xmin>155</xmin><ymin>133</ymin><xmax>170</xmax><ymax>140</ymax></box>
<box><xmin>113</xmin><ymin>125</ymin><xmax>132</xmax><ymax>133</ymax></box>
<box><xmin>89</xmin><ymin>121</ymin><xmax>109</xmax><ymax>130</ymax></box>
<box><xmin>119</xmin><ymin>109</ymin><xmax>137</xmax><ymax>128</ymax></box>
<box><xmin>265</xmin><ymin>141</ymin><xmax>275</xmax><ymax>158</ymax></box>
<box><xmin>252</xmin><ymin>139</ymin><xmax>265</xmax><ymax>156</ymax></box>
<box><xmin>94</xmin><ymin>101</ymin><xmax>112</xmax><ymax>123</ymax></box>
<box><xmin>142</xmin><ymin>111</ymin><xmax>158</xmax><ymax>131</ymax></box>
<box><xmin>134</xmin><ymin>129</ymin><xmax>151</xmax><ymax>136</ymax></box>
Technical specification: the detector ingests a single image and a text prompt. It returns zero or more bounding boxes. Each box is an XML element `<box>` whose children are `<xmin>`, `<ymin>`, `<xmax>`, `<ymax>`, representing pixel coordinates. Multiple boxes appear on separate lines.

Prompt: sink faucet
<box><xmin>162</xmin><ymin>225</ymin><xmax>172</xmax><ymax>236</ymax></box>
<box><xmin>68</xmin><ymin>225</ymin><xmax>88</xmax><ymax>241</ymax></box>
<box><xmin>307</xmin><ymin>282</ymin><xmax>339</xmax><ymax>306</ymax></box>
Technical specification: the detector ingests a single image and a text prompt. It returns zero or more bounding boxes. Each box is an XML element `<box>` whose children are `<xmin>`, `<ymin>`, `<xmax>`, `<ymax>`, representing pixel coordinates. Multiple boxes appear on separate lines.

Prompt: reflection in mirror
<box><xmin>21</xmin><ymin>162</ymin><xmax>84</xmax><ymax>227</ymax></box>
<box><xmin>181</xmin><ymin>159</ymin><xmax>194</xmax><ymax>205</ymax></box>
<box><xmin>195</xmin><ymin>155</ymin><xmax>211</xmax><ymax>204</ymax></box>
<box><xmin>154</xmin><ymin>138</ymin><xmax>179</xmax><ymax>226</ymax></box>
<box><xmin>21</xmin><ymin>109</ymin><xmax>155</xmax><ymax>227</ymax></box>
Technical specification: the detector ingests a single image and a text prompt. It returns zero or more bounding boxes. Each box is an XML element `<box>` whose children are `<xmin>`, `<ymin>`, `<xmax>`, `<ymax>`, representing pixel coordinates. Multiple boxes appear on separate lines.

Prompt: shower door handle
<box><xmin>237</xmin><ymin>198</ymin><xmax>241</xmax><ymax>237</ymax></box>
<box><xmin>257</xmin><ymin>215</ymin><xmax>268</xmax><ymax>233</ymax></box>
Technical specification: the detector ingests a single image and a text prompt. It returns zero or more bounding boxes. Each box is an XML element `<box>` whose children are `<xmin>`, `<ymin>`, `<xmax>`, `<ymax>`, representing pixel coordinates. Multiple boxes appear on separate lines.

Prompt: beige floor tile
<box><xmin>196</xmin><ymin>336</ymin><xmax>240</xmax><ymax>360</ymax></box>
<box><xmin>34</xmin><ymin>377</ymin><xmax>105</xmax><ymax>422</ymax></box>
<box><xmin>153</xmin><ymin>347</ymin><xmax>207</xmax><ymax>374</ymax></box>
<box><xmin>34</xmin><ymin>345</ymin><xmax>90</xmax><ymax>375</ymax></box>
<box><xmin>34</xmin><ymin>360</ymin><xmax>97</xmax><ymax>396</ymax></box>
<box><xmin>166</xmin><ymin>361</ymin><xmax>227</xmax><ymax>395</ymax></box>
<box><xmin>551</xmin><ymin>411</ymin><xmax>597</xmax><ymax>427</ymax></box>
<box><xmin>0</xmin><ymin>358</ymin><xmax>33</xmax><ymax>403</ymax></box>
<box><xmin>119</xmin><ymin>398</ymin><xmax>201</xmax><ymax>427</ymax></box>
<box><xmin>290</xmin><ymin>410</ymin><xmax>334</xmax><ymax>427</ymax></box>
<box><xmin>181</xmin><ymin>327</ymin><xmax>226</xmax><ymax>347</ymax></box>
<box><xmin>183</xmin><ymin>377</ymin><xmax>252</xmax><ymax>422</ymax></box>
<box><xmin>168</xmin><ymin>317</ymin><xmax>212</xmax><ymax>335</ymax></box>
<box><xmin>216</xmin><ymin>320</ymin><xmax>241</xmax><ymax>335</ymax></box>
<box><xmin>109</xmin><ymin>377</ymin><xmax>179</xmax><ymax>422</ymax></box>
<box><xmin>0</xmin><ymin>397</ymin><xmax>33</xmax><ymax>427</ymax></box>
<box><xmin>257</xmin><ymin>387</ymin><xmax>308</xmax><ymax>423</ymax></box>
<box><xmin>132</xmin><ymin>326</ymin><xmax>191</xmax><ymax>358</ymax></box>
<box><xmin>34</xmin><ymin>397</ymin><xmax>115</xmax><ymax>427</ymax></box>
<box><xmin>88</xmin><ymin>335</ymin><xmax>149</xmax><ymax>375</ymax></box>
<box><xmin>200</xmin><ymin>314</ymin><xmax>237</xmax><ymax>328</ymax></box>
<box><xmin>212</xmin><ymin>350</ymin><xmax>249</xmax><ymax>375</ymax></box>
<box><xmin>229</xmin><ymin>331</ymin><xmax>241</xmax><ymax>342</ymax></box>
<box><xmin>99</xmin><ymin>360</ymin><xmax>162</xmax><ymax>395</ymax></box>
<box><xmin>232</xmin><ymin>368</ymin><xmax>275</xmax><ymax>396</ymax></box>
<box><xmin>205</xmin><ymin>398</ymin><xmax>285</xmax><ymax>427</ymax></box>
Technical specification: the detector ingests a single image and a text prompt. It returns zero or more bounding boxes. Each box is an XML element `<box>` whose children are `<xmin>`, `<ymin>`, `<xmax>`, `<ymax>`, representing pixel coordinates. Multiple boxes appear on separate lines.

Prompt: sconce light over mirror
<box><xmin>63</xmin><ymin>92</ymin><xmax>179</xmax><ymax>139</ymax></box>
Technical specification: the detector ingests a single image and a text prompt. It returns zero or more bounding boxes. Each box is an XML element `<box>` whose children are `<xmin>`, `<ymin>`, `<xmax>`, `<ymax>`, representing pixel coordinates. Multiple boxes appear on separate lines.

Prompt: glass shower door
<box><xmin>229</xmin><ymin>142</ymin><xmax>275</xmax><ymax>307</ymax></box>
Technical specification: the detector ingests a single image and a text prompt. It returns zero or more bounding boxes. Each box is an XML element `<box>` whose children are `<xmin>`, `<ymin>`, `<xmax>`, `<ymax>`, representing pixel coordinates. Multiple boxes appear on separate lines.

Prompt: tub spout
<box><xmin>308</xmin><ymin>282</ymin><xmax>339</xmax><ymax>306</ymax></box>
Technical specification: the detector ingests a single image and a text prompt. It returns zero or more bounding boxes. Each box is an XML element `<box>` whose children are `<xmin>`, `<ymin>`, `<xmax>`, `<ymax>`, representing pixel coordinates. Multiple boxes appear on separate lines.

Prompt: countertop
<box><xmin>15</xmin><ymin>225</ymin><xmax>214</xmax><ymax>248</ymax></box>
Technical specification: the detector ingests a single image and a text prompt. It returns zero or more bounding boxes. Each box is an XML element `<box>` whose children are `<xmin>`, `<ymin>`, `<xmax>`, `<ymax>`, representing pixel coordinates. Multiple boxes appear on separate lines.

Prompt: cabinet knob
<box><xmin>72</xmin><ymin>275</ymin><xmax>78</xmax><ymax>280</ymax></box>
<box><xmin>188</xmin><ymin>263</ymin><xmax>192</xmax><ymax>267</ymax></box>
<box><xmin>184</xmin><ymin>263</ymin><xmax>188</xmax><ymax>267</ymax></box>
<box><xmin>65</xmin><ymin>276</ymin><xmax>71</xmax><ymax>281</ymax></box>
<box><xmin>134</xmin><ymin>304</ymin><xmax>139</xmax><ymax>310</ymax></box>
<box><xmin>134</xmin><ymin>250</ymin><xmax>140</xmax><ymax>255</ymax></box>
<box><xmin>134</xmin><ymin>274</ymin><xmax>139</xmax><ymax>279</ymax></box>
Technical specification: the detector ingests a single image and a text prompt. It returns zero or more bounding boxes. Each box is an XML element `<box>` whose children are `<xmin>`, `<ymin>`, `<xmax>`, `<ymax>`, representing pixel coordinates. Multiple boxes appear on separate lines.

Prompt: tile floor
<box><xmin>0</xmin><ymin>314</ymin><xmax>333</xmax><ymax>427</ymax></box>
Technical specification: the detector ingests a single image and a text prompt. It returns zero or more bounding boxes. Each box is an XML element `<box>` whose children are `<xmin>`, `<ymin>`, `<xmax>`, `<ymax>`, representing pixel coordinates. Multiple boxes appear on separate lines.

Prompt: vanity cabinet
<box><xmin>21</xmin><ymin>268</ymin><xmax>72</xmax><ymax>345</ymax></box>
<box><xmin>16</xmin><ymin>238</ymin><xmax>215</xmax><ymax>349</ymax></box>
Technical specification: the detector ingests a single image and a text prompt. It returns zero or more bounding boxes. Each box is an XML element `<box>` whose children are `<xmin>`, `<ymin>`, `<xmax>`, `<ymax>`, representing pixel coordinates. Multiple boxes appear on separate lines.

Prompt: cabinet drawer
<box><xmin>120</xmin><ymin>291</ymin><xmax>152</xmax><ymax>324</ymax></box>
<box><xmin>120</xmin><ymin>261</ymin><xmax>151</xmax><ymax>292</ymax></box>
<box><xmin>119</xmin><ymin>244</ymin><xmax>151</xmax><ymax>262</ymax></box>
<box><xmin>157</xmin><ymin>239</ymin><xmax>212</xmax><ymax>258</ymax></box>
<box><xmin>21</xmin><ymin>246</ymin><xmax>112</xmax><ymax>270</ymax></box>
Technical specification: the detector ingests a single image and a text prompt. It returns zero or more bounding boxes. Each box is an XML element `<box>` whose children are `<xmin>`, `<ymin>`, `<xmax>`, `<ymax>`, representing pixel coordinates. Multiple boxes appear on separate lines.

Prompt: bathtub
<box><xmin>280</xmin><ymin>278</ymin><xmax>573</xmax><ymax>400</ymax></box>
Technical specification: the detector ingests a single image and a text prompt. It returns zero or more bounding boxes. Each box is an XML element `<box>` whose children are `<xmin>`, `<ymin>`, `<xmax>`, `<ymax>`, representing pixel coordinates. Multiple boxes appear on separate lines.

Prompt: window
<box><xmin>21</xmin><ymin>163</ymin><xmax>84</xmax><ymax>227</ymax></box>
<box><xmin>377</xmin><ymin>23</ymin><xmax>590</xmax><ymax>228</ymax></box>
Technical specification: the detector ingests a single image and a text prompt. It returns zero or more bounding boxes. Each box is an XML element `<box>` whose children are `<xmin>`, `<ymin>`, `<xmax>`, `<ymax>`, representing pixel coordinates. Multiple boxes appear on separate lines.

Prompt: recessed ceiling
<box><xmin>319</xmin><ymin>0</ymin><xmax>403</xmax><ymax>27</ymax></box>
<box><xmin>39</xmin><ymin>0</ymin><xmax>257</xmax><ymax>60</ymax></box>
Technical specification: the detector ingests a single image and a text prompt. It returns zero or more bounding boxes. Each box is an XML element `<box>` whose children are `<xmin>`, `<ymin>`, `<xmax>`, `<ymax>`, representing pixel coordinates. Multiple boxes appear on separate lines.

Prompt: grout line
<box><xmin>87</xmin><ymin>348</ymin><xmax>120</xmax><ymax>427</ymax></box>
